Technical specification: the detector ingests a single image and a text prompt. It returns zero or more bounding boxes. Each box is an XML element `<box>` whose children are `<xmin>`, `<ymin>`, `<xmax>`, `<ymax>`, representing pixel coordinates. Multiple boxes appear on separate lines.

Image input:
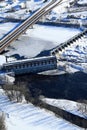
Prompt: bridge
<box><xmin>2</xmin><ymin>56</ymin><xmax>57</xmax><ymax>75</ymax></box>
<box><xmin>50</xmin><ymin>29</ymin><xmax>87</xmax><ymax>57</ymax></box>
<box><xmin>0</xmin><ymin>0</ymin><xmax>63</xmax><ymax>53</ymax></box>
<box><xmin>1</xmin><ymin>0</ymin><xmax>87</xmax><ymax>75</ymax></box>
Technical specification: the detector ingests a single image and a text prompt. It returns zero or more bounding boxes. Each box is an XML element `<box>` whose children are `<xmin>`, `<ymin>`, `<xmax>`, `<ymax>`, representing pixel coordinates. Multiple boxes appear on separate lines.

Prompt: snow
<box><xmin>0</xmin><ymin>55</ymin><xmax>15</xmax><ymax>84</ymax></box>
<box><xmin>26</xmin><ymin>24</ymin><xmax>80</xmax><ymax>43</ymax></box>
<box><xmin>5</xmin><ymin>74</ymin><xmax>15</xmax><ymax>84</ymax></box>
<box><xmin>0</xmin><ymin>22</ymin><xmax>80</xmax><ymax>58</ymax></box>
<box><xmin>0</xmin><ymin>0</ymin><xmax>50</xmax><ymax>19</ymax></box>
<box><xmin>0</xmin><ymin>21</ymin><xmax>84</xmax><ymax>75</ymax></box>
<box><xmin>0</xmin><ymin>55</ymin><xmax>6</xmax><ymax>65</ymax></box>
<box><xmin>0</xmin><ymin>22</ymin><xmax>19</xmax><ymax>39</ymax></box>
<box><xmin>42</xmin><ymin>98</ymin><xmax>79</xmax><ymax>111</ymax></box>
<box><xmin>0</xmin><ymin>0</ymin><xmax>86</xmax><ymax>75</ymax></box>
<box><xmin>0</xmin><ymin>0</ymin><xmax>87</xmax><ymax>129</ymax></box>
<box><xmin>78</xmin><ymin>0</ymin><xmax>87</xmax><ymax>4</ymax></box>
<box><xmin>0</xmin><ymin>22</ymin><xmax>80</xmax><ymax>43</ymax></box>
<box><xmin>42</xmin><ymin>98</ymin><xmax>87</xmax><ymax>118</ymax></box>
<box><xmin>0</xmin><ymin>73</ymin><xmax>15</xmax><ymax>85</ymax></box>
<box><xmin>42</xmin><ymin>30</ymin><xmax>87</xmax><ymax>74</ymax></box>
<box><xmin>0</xmin><ymin>2</ymin><xmax>7</xmax><ymax>7</ymax></box>
<box><xmin>52</xmin><ymin>0</ymin><xmax>69</xmax><ymax>14</ymax></box>
<box><xmin>0</xmin><ymin>89</ymin><xmax>82</xmax><ymax>130</ymax></box>
<box><xmin>49</xmin><ymin>0</ymin><xmax>87</xmax><ymax>23</ymax></box>
<box><xmin>26</xmin><ymin>0</ymin><xmax>37</xmax><ymax>11</ymax></box>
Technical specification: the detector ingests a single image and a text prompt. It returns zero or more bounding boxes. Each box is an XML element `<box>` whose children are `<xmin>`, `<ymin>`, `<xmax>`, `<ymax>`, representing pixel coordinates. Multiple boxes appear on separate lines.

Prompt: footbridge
<box><xmin>51</xmin><ymin>29</ymin><xmax>87</xmax><ymax>56</ymax></box>
<box><xmin>0</xmin><ymin>0</ymin><xmax>63</xmax><ymax>53</ymax></box>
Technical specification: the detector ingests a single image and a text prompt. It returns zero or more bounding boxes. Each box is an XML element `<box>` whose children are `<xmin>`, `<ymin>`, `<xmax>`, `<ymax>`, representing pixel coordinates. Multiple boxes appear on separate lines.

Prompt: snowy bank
<box><xmin>0</xmin><ymin>89</ymin><xmax>82</xmax><ymax>130</ymax></box>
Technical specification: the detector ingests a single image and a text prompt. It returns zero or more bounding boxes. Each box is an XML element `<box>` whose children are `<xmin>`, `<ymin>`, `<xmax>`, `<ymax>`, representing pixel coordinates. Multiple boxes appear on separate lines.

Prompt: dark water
<box><xmin>15</xmin><ymin>71</ymin><xmax>87</xmax><ymax>101</ymax></box>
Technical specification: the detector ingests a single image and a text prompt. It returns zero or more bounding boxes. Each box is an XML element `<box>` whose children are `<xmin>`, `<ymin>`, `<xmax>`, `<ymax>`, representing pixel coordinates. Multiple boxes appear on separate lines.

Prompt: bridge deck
<box><xmin>2</xmin><ymin>56</ymin><xmax>57</xmax><ymax>75</ymax></box>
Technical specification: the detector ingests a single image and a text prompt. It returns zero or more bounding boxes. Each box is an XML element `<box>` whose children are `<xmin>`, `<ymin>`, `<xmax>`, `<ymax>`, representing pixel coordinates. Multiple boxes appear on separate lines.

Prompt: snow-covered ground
<box><xmin>0</xmin><ymin>22</ymin><xmax>80</xmax><ymax>58</ymax></box>
<box><xmin>0</xmin><ymin>0</ymin><xmax>49</xmax><ymax>19</ymax></box>
<box><xmin>0</xmin><ymin>22</ymin><xmax>19</xmax><ymax>39</ymax></box>
<box><xmin>0</xmin><ymin>73</ymin><xmax>15</xmax><ymax>85</ymax></box>
<box><xmin>26</xmin><ymin>24</ymin><xmax>80</xmax><ymax>43</ymax></box>
<box><xmin>47</xmin><ymin>0</ymin><xmax>87</xmax><ymax>22</ymax></box>
<box><xmin>1</xmin><ymin>22</ymin><xmax>86</xmax><ymax>74</ymax></box>
<box><xmin>58</xmin><ymin>35</ymin><xmax>87</xmax><ymax>73</ymax></box>
<box><xmin>0</xmin><ymin>55</ymin><xmax>6</xmax><ymax>65</ymax></box>
<box><xmin>2</xmin><ymin>22</ymin><xmax>87</xmax><ymax>74</ymax></box>
<box><xmin>0</xmin><ymin>23</ymin><xmax>80</xmax><ymax>43</ymax></box>
<box><xmin>0</xmin><ymin>0</ymin><xmax>87</xmax><ymax>129</ymax></box>
<box><xmin>78</xmin><ymin>0</ymin><xmax>87</xmax><ymax>4</ymax></box>
<box><xmin>42</xmin><ymin>98</ymin><xmax>87</xmax><ymax>118</ymax></box>
<box><xmin>0</xmin><ymin>88</ymin><xmax>83</xmax><ymax>130</ymax></box>
<box><xmin>0</xmin><ymin>0</ymin><xmax>86</xmax><ymax>74</ymax></box>
<box><xmin>52</xmin><ymin>0</ymin><xmax>70</xmax><ymax>14</ymax></box>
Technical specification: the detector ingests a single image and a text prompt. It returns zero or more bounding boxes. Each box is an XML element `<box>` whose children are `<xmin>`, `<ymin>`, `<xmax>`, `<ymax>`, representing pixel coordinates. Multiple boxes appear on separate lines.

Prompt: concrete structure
<box><xmin>2</xmin><ymin>56</ymin><xmax>57</xmax><ymax>75</ymax></box>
